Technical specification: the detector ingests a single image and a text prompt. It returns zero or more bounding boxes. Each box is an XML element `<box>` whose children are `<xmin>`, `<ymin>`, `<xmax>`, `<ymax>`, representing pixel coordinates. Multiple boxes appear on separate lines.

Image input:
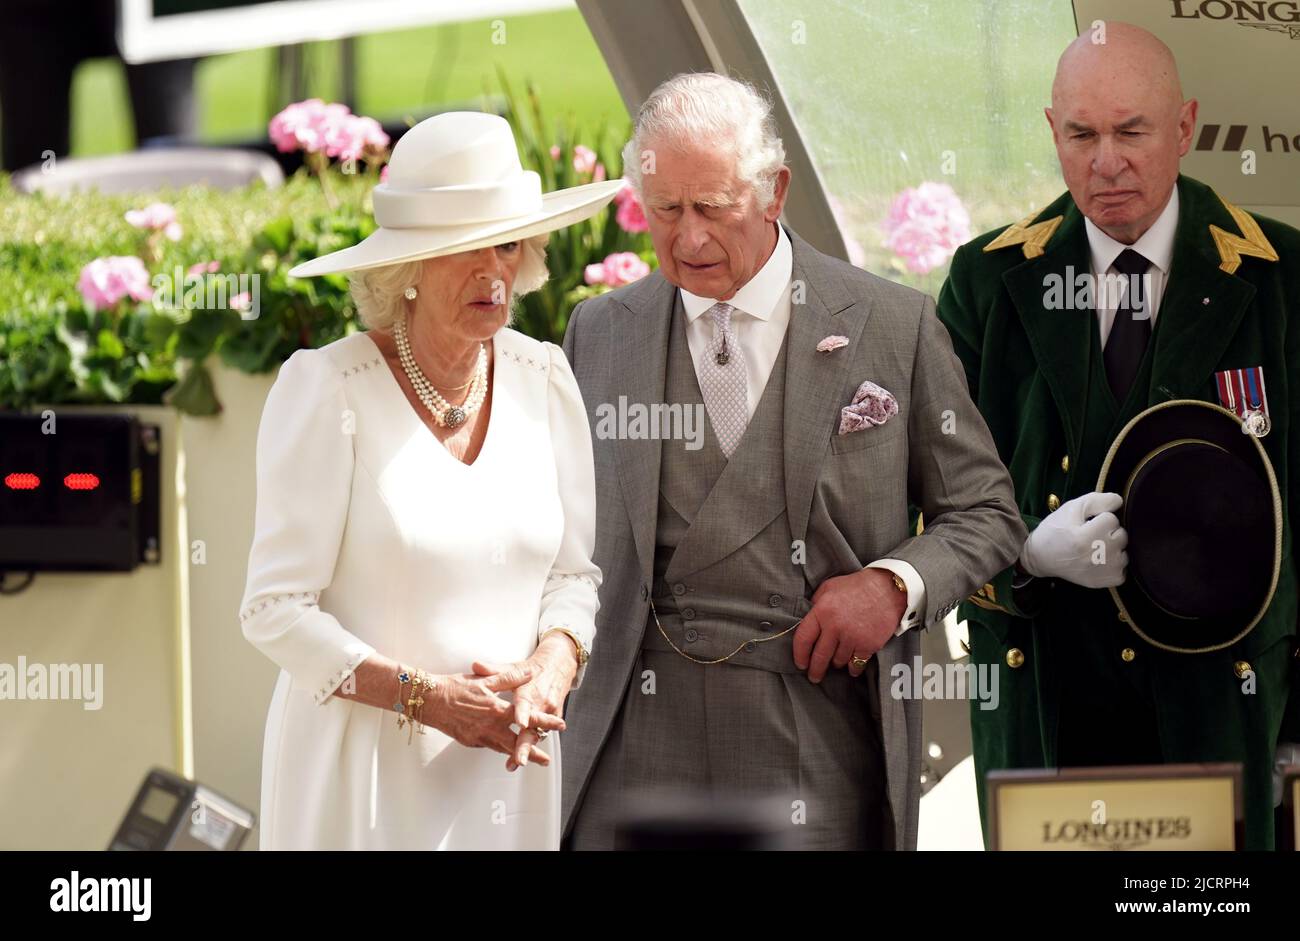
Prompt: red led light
<box><xmin>63</xmin><ymin>473</ymin><xmax>101</xmax><ymax>491</ymax></box>
<box><xmin>4</xmin><ymin>473</ymin><xmax>40</xmax><ymax>490</ymax></box>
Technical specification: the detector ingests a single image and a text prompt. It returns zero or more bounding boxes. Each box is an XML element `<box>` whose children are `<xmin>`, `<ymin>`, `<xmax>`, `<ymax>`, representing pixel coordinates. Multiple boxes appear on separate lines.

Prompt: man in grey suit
<box><xmin>560</xmin><ymin>73</ymin><xmax>1025</xmax><ymax>850</ymax></box>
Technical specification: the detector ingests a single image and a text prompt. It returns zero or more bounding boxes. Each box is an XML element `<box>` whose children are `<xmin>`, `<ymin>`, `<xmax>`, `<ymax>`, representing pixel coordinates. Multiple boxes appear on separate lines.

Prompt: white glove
<box><xmin>1020</xmin><ymin>491</ymin><xmax>1128</xmax><ymax>589</ymax></box>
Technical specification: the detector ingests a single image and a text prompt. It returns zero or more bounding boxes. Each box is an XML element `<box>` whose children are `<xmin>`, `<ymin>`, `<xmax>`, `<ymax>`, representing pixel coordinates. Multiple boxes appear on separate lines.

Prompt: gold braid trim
<box><xmin>982</xmin><ymin>212</ymin><xmax>1063</xmax><ymax>259</ymax></box>
<box><xmin>1210</xmin><ymin>192</ymin><xmax>1279</xmax><ymax>275</ymax></box>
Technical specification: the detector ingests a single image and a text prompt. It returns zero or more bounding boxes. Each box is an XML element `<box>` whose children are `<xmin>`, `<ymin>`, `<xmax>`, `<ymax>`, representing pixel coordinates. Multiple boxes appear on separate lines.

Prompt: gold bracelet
<box><xmin>395</xmin><ymin>667</ymin><xmax>413</xmax><ymax>735</ymax></box>
<box><xmin>403</xmin><ymin>669</ymin><xmax>437</xmax><ymax>744</ymax></box>
<box><xmin>541</xmin><ymin>626</ymin><xmax>589</xmax><ymax>668</ymax></box>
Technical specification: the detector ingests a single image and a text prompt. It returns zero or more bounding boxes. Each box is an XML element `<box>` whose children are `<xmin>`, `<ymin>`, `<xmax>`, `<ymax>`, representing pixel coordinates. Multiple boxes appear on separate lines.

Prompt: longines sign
<box><xmin>987</xmin><ymin>763</ymin><xmax>1242</xmax><ymax>850</ymax></box>
<box><xmin>1074</xmin><ymin>1</ymin><xmax>1300</xmax><ymax>222</ymax></box>
<box><xmin>1169</xmin><ymin>0</ymin><xmax>1300</xmax><ymax>36</ymax></box>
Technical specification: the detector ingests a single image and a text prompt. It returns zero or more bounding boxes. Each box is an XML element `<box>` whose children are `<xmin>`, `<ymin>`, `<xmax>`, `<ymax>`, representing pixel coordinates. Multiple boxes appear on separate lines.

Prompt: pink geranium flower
<box><xmin>881</xmin><ymin>182</ymin><xmax>971</xmax><ymax>275</ymax></box>
<box><xmin>312</xmin><ymin>102</ymin><xmax>355</xmax><ymax>158</ymax></box>
<box><xmin>327</xmin><ymin>114</ymin><xmax>390</xmax><ymax>162</ymax></box>
<box><xmin>585</xmin><ymin>252</ymin><xmax>650</xmax><ymax>287</ymax></box>
<box><xmin>268</xmin><ymin>99</ymin><xmax>388</xmax><ymax>161</ymax></box>
<box><xmin>187</xmin><ymin>260</ymin><xmax>220</xmax><ymax>276</ymax></box>
<box><xmin>613</xmin><ymin>183</ymin><xmax>648</xmax><ymax>233</ymax></box>
<box><xmin>572</xmin><ymin>145</ymin><xmax>598</xmax><ymax>176</ymax></box>
<box><xmin>125</xmin><ymin>202</ymin><xmax>182</xmax><ymax>241</ymax></box>
<box><xmin>551</xmin><ymin>144</ymin><xmax>605</xmax><ymax>181</ymax></box>
<box><xmin>77</xmin><ymin>256</ymin><xmax>154</xmax><ymax>312</ymax></box>
<box><xmin>268</xmin><ymin>98</ymin><xmax>329</xmax><ymax>154</ymax></box>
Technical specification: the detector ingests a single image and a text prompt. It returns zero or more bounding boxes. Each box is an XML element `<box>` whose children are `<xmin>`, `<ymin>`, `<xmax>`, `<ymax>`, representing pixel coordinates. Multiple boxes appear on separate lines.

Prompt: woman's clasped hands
<box><xmin>473</xmin><ymin>630</ymin><xmax>581</xmax><ymax>772</ymax></box>
<box><xmin>430</xmin><ymin>631</ymin><xmax>580</xmax><ymax>772</ymax></box>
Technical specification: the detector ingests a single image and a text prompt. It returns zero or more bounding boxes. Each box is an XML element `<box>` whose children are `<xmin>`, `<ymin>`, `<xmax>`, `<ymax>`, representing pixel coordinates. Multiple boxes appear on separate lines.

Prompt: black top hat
<box><xmin>1096</xmin><ymin>399</ymin><xmax>1281</xmax><ymax>654</ymax></box>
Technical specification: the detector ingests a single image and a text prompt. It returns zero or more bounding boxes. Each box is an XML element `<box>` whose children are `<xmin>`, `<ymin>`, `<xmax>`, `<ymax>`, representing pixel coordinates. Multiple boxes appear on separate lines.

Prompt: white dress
<box><xmin>238</xmin><ymin>327</ymin><xmax>600</xmax><ymax>850</ymax></box>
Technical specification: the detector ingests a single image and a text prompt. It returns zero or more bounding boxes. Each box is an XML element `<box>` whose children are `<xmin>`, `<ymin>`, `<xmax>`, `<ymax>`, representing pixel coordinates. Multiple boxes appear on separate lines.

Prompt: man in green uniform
<box><xmin>936</xmin><ymin>22</ymin><xmax>1300</xmax><ymax>849</ymax></box>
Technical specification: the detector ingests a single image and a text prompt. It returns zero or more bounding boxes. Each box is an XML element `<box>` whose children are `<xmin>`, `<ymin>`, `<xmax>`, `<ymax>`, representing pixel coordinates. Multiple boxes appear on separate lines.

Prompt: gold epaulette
<box><xmin>967</xmin><ymin>581</ymin><xmax>1010</xmax><ymax>614</ymax></box>
<box><xmin>1210</xmin><ymin>192</ymin><xmax>1279</xmax><ymax>275</ymax></box>
<box><xmin>982</xmin><ymin>211</ymin><xmax>1063</xmax><ymax>259</ymax></box>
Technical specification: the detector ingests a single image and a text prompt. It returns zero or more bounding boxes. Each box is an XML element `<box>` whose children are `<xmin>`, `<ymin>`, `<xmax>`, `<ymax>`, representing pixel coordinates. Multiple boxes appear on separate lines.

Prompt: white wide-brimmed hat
<box><xmin>288</xmin><ymin>111</ymin><xmax>626</xmax><ymax>278</ymax></box>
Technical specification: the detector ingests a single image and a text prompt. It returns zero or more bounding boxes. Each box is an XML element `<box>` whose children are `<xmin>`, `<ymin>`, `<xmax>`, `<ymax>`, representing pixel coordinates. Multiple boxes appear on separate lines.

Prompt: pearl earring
<box><xmin>404</xmin><ymin>286</ymin><xmax>418</xmax><ymax>300</ymax></box>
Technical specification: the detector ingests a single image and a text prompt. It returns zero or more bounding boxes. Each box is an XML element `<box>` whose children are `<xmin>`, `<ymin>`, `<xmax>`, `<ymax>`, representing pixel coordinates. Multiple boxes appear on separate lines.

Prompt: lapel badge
<box><xmin>1215</xmin><ymin>367</ymin><xmax>1271</xmax><ymax>437</ymax></box>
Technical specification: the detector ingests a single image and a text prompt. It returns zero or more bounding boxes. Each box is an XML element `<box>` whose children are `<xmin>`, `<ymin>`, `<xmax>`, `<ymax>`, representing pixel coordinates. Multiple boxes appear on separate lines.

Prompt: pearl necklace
<box><xmin>393</xmin><ymin>315</ymin><xmax>487</xmax><ymax>428</ymax></box>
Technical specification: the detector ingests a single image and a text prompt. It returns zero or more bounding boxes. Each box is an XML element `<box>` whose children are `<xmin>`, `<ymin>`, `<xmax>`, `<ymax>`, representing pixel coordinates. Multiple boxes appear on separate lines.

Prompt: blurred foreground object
<box><xmin>11</xmin><ymin>148</ymin><xmax>284</xmax><ymax>196</ymax></box>
<box><xmin>109</xmin><ymin>767</ymin><xmax>254</xmax><ymax>851</ymax></box>
<box><xmin>614</xmin><ymin>791</ymin><xmax>797</xmax><ymax>850</ymax></box>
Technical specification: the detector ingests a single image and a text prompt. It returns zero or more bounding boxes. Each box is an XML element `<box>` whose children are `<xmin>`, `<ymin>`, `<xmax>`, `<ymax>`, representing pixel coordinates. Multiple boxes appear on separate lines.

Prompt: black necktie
<box><xmin>1103</xmin><ymin>248</ymin><xmax>1153</xmax><ymax>404</ymax></box>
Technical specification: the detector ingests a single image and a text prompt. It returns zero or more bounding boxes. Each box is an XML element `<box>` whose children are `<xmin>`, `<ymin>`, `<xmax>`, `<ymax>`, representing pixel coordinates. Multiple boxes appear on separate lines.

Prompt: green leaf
<box><xmin>86</xmin><ymin>368</ymin><xmax>126</xmax><ymax>402</ymax></box>
<box><xmin>96</xmin><ymin>328</ymin><xmax>125</xmax><ymax>359</ymax></box>
<box><xmin>256</xmin><ymin>216</ymin><xmax>295</xmax><ymax>255</ymax></box>
<box><xmin>176</xmin><ymin>309</ymin><xmax>228</xmax><ymax>360</ymax></box>
<box><xmin>143</xmin><ymin>311</ymin><xmax>179</xmax><ymax>349</ymax></box>
<box><xmin>164</xmin><ymin>362</ymin><xmax>222</xmax><ymax>416</ymax></box>
<box><xmin>219</xmin><ymin>318</ymin><xmax>284</xmax><ymax>373</ymax></box>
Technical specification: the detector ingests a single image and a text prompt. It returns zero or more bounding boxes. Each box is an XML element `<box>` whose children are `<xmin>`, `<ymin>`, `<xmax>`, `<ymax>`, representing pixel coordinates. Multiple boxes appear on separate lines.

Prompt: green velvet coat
<box><xmin>936</xmin><ymin>174</ymin><xmax>1300</xmax><ymax>850</ymax></box>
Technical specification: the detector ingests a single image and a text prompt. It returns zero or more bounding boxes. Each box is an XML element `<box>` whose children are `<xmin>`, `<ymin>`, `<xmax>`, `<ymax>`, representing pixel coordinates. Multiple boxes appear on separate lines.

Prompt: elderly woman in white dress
<box><xmin>238</xmin><ymin>112</ymin><xmax>623</xmax><ymax>850</ymax></box>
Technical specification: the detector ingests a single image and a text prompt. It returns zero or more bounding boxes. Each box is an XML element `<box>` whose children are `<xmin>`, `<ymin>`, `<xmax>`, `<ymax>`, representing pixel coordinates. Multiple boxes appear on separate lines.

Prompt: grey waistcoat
<box><xmin>645</xmin><ymin>300</ymin><xmax>810</xmax><ymax>673</ymax></box>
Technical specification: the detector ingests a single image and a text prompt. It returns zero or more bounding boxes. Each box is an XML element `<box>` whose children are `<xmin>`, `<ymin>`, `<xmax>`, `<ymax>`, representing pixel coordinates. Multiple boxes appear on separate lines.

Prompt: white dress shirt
<box><xmin>680</xmin><ymin>225</ymin><xmax>926</xmax><ymax>635</ymax></box>
<box><xmin>1086</xmin><ymin>187</ymin><xmax>1179</xmax><ymax>347</ymax></box>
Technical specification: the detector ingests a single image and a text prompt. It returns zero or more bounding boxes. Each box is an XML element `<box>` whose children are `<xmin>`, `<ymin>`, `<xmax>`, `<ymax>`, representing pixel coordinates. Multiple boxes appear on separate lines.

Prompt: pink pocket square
<box><xmin>839</xmin><ymin>380</ymin><xmax>898</xmax><ymax>435</ymax></box>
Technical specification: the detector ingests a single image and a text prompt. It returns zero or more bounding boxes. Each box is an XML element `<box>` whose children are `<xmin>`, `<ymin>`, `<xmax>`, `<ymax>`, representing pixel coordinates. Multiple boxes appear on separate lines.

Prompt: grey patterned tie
<box><xmin>697</xmin><ymin>302</ymin><xmax>749</xmax><ymax>458</ymax></box>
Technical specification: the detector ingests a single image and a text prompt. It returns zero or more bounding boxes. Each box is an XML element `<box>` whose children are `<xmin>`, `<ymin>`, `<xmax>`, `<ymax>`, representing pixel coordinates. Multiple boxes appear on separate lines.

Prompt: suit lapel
<box><xmin>1148</xmin><ymin>177</ymin><xmax>1258</xmax><ymax>401</ymax></box>
<box><xmin>611</xmin><ymin>272</ymin><xmax>676</xmax><ymax>583</ymax></box>
<box><xmin>783</xmin><ymin>229</ymin><xmax>869</xmax><ymax>546</ymax></box>
<box><xmin>657</xmin><ymin>228</ymin><xmax>866</xmax><ymax>578</ymax></box>
<box><xmin>1001</xmin><ymin>203</ymin><xmax>1094</xmax><ymax>459</ymax></box>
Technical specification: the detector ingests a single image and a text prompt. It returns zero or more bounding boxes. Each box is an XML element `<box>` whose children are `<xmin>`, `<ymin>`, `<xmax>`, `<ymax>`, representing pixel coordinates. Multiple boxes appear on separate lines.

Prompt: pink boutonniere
<box><xmin>816</xmin><ymin>334</ymin><xmax>849</xmax><ymax>353</ymax></box>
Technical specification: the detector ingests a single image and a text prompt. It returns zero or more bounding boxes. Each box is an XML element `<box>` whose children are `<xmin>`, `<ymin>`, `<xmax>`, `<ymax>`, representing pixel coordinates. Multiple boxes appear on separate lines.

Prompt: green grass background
<box><xmin>69</xmin><ymin>8</ymin><xmax>627</xmax><ymax>154</ymax></box>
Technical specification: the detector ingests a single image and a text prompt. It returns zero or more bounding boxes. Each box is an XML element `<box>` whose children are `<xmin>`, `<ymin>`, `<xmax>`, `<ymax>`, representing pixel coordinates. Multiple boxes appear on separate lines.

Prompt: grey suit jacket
<box><xmin>559</xmin><ymin>226</ymin><xmax>1026</xmax><ymax>850</ymax></box>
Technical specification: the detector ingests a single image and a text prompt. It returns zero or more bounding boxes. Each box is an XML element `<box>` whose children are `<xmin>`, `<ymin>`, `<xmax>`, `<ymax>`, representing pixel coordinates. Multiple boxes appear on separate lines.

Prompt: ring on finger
<box><xmin>850</xmin><ymin>655</ymin><xmax>870</xmax><ymax>670</ymax></box>
<box><xmin>532</xmin><ymin>728</ymin><xmax>551</xmax><ymax>740</ymax></box>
